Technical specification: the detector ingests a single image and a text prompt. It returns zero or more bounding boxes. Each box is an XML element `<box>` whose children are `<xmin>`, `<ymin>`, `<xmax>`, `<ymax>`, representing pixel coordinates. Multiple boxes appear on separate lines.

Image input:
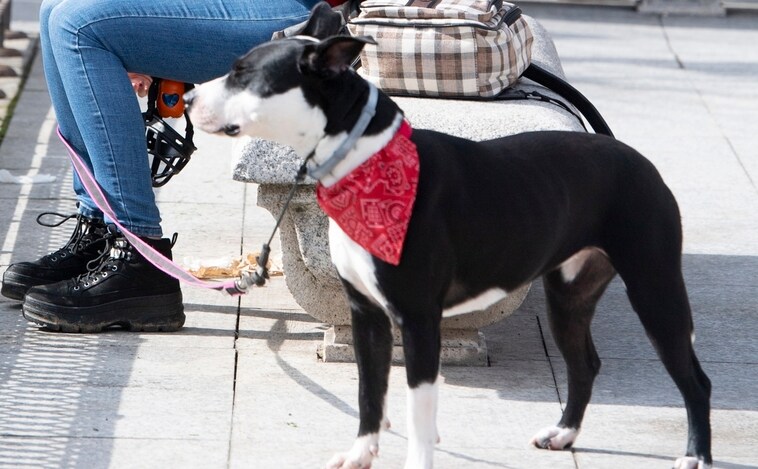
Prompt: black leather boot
<box><xmin>22</xmin><ymin>228</ymin><xmax>185</xmax><ymax>333</ymax></box>
<box><xmin>2</xmin><ymin>213</ymin><xmax>108</xmax><ymax>300</ymax></box>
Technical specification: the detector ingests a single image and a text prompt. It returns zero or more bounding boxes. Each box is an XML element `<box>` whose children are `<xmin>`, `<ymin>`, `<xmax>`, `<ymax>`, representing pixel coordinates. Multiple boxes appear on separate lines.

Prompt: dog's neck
<box><xmin>306</xmin><ymin>78</ymin><xmax>404</xmax><ymax>187</ymax></box>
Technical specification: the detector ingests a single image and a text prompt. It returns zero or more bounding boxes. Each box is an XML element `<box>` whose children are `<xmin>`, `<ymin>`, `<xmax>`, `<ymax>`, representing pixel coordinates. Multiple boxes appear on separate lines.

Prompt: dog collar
<box><xmin>316</xmin><ymin>120</ymin><xmax>418</xmax><ymax>265</ymax></box>
<box><xmin>307</xmin><ymin>83</ymin><xmax>379</xmax><ymax>180</ymax></box>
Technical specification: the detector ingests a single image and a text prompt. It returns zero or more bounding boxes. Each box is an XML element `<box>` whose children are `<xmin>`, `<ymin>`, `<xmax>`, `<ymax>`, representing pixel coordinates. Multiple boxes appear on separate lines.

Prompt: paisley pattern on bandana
<box><xmin>316</xmin><ymin>121</ymin><xmax>418</xmax><ymax>265</ymax></box>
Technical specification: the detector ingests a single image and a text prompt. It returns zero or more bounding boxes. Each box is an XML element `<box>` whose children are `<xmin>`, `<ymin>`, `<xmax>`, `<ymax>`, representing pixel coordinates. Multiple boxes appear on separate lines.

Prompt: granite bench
<box><xmin>232</xmin><ymin>17</ymin><xmax>586</xmax><ymax>365</ymax></box>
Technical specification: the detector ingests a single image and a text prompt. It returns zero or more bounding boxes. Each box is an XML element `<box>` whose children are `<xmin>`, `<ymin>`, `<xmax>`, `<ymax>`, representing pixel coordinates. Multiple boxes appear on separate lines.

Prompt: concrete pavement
<box><xmin>0</xmin><ymin>3</ymin><xmax>756</xmax><ymax>469</ymax></box>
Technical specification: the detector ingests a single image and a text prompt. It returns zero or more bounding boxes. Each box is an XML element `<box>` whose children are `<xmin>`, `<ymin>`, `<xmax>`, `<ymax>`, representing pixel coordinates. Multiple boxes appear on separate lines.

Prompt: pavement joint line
<box><xmin>226</xmin><ymin>184</ymin><xmax>246</xmax><ymax>469</ymax></box>
<box><xmin>725</xmin><ymin>137</ymin><xmax>758</xmax><ymax>193</ymax></box>
<box><xmin>658</xmin><ymin>17</ymin><xmax>686</xmax><ymax>70</ymax></box>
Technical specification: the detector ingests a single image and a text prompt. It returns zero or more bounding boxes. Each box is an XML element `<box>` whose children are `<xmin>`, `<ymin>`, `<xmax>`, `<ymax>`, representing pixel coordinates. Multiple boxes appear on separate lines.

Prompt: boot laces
<box><xmin>73</xmin><ymin>230</ymin><xmax>131</xmax><ymax>289</ymax></box>
<box><xmin>36</xmin><ymin>212</ymin><xmax>105</xmax><ymax>260</ymax></box>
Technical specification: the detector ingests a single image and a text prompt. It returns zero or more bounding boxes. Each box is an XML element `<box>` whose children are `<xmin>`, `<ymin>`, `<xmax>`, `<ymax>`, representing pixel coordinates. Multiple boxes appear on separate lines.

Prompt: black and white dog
<box><xmin>185</xmin><ymin>4</ymin><xmax>712</xmax><ymax>468</ymax></box>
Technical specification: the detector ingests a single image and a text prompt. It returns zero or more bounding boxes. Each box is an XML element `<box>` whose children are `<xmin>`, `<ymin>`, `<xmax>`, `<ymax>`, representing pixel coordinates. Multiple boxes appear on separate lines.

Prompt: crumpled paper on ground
<box><xmin>0</xmin><ymin>169</ymin><xmax>57</xmax><ymax>184</ymax></box>
<box><xmin>184</xmin><ymin>252</ymin><xmax>283</xmax><ymax>279</ymax></box>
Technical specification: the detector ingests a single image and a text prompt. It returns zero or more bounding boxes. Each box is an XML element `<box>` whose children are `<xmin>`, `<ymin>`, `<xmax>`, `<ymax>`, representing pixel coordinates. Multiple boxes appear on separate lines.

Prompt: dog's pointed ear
<box><xmin>299</xmin><ymin>36</ymin><xmax>376</xmax><ymax>77</ymax></box>
<box><xmin>300</xmin><ymin>2</ymin><xmax>344</xmax><ymax>39</ymax></box>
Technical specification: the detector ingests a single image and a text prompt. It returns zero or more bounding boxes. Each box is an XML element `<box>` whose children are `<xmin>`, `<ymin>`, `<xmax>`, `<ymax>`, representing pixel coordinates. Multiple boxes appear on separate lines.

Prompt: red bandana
<box><xmin>316</xmin><ymin>121</ymin><xmax>419</xmax><ymax>265</ymax></box>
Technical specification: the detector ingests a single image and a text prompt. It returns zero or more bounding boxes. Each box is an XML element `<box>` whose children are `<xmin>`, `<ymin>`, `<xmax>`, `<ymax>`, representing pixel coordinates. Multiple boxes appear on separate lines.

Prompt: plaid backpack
<box><xmin>275</xmin><ymin>1</ymin><xmax>613</xmax><ymax>136</ymax></box>
<box><xmin>346</xmin><ymin>0</ymin><xmax>533</xmax><ymax>99</ymax></box>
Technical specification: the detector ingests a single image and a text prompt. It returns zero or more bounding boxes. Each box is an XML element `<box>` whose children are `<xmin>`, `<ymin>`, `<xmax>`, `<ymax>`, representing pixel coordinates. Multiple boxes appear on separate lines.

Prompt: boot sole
<box><xmin>1</xmin><ymin>281</ymin><xmax>26</xmax><ymax>301</ymax></box>
<box><xmin>22</xmin><ymin>292</ymin><xmax>185</xmax><ymax>333</ymax></box>
<box><xmin>2</xmin><ymin>271</ymin><xmax>37</xmax><ymax>301</ymax></box>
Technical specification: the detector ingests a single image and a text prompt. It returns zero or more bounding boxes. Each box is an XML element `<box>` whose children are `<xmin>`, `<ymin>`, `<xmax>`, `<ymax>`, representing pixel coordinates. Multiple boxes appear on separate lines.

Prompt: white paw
<box><xmin>674</xmin><ymin>456</ymin><xmax>711</xmax><ymax>469</ymax></box>
<box><xmin>326</xmin><ymin>435</ymin><xmax>379</xmax><ymax>469</ymax></box>
<box><xmin>325</xmin><ymin>453</ymin><xmax>375</xmax><ymax>469</ymax></box>
<box><xmin>530</xmin><ymin>426</ymin><xmax>579</xmax><ymax>450</ymax></box>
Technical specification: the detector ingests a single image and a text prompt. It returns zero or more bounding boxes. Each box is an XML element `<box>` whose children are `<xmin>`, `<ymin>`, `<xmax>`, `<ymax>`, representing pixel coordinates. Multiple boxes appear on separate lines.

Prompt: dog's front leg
<box><xmin>401</xmin><ymin>315</ymin><xmax>441</xmax><ymax>469</ymax></box>
<box><xmin>405</xmin><ymin>379</ymin><xmax>439</xmax><ymax>469</ymax></box>
<box><xmin>327</xmin><ymin>284</ymin><xmax>394</xmax><ymax>469</ymax></box>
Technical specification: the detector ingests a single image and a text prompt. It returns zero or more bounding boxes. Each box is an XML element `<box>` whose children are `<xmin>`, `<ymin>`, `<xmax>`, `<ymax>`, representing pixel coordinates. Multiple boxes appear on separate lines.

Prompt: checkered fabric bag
<box><xmin>347</xmin><ymin>0</ymin><xmax>533</xmax><ymax>98</ymax></box>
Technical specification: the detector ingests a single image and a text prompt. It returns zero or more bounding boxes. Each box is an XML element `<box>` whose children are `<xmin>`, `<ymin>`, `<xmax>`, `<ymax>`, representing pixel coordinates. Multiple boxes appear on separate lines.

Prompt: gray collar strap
<box><xmin>307</xmin><ymin>82</ymin><xmax>378</xmax><ymax>180</ymax></box>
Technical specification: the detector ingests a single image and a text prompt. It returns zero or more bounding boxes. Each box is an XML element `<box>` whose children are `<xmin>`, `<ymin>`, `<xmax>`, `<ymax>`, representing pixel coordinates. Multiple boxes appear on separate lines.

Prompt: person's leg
<box><xmin>16</xmin><ymin>0</ymin><xmax>318</xmax><ymax>328</ymax></box>
<box><xmin>0</xmin><ymin>0</ymin><xmax>103</xmax><ymax>302</ymax></box>
<box><xmin>40</xmin><ymin>0</ymin><xmax>101</xmax><ymax>220</ymax></box>
<box><xmin>46</xmin><ymin>0</ymin><xmax>319</xmax><ymax>237</ymax></box>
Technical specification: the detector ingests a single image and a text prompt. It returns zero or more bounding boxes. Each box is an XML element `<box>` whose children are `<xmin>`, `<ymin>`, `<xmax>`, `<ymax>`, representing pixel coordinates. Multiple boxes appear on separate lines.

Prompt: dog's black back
<box><xmin>377</xmin><ymin>129</ymin><xmax>673</xmax><ymax>300</ymax></box>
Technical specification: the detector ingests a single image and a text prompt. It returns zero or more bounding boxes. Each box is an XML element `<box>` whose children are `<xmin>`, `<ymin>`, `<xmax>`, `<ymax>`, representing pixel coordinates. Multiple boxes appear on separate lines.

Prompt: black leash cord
<box><xmin>231</xmin><ymin>158</ymin><xmax>312</xmax><ymax>294</ymax></box>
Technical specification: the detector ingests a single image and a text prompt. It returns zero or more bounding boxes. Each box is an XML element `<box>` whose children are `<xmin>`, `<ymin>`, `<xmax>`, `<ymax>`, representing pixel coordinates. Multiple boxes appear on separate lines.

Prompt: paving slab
<box><xmin>230</xmin><ymin>345</ymin><xmax>573</xmax><ymax>468</ymax></box>
<box><xmin>0</xmin><ymin>197</ymin><xmax>80</xmax><ymax>267</ymax></box>
<box><xmin>0</xmin><ymin>436</ymin><xmax>229</xmax><ymax>469</ymax></box>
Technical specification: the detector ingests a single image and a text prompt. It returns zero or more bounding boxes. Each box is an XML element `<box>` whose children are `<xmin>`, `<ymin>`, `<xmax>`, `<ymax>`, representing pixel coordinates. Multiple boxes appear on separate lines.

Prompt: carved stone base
<box><xmin>318</xmin><ymin>325</ymin><xmax>489</xmax><ymax>366</ymax></box>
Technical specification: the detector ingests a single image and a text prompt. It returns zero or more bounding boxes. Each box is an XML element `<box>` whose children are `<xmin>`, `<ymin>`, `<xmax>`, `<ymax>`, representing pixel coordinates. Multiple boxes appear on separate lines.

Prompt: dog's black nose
<box><xmin>224</xmin><ymin>125</ymin><xmax>240</xmax><ymax>136</ymax></box>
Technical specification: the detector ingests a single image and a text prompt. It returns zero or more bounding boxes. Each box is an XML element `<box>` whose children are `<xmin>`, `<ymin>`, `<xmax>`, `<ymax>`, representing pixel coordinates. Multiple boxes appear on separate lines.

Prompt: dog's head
<box><xmin>185</xmin><ymin>2</ymin><xmax>376</xmax><ymax>157</ymax></box>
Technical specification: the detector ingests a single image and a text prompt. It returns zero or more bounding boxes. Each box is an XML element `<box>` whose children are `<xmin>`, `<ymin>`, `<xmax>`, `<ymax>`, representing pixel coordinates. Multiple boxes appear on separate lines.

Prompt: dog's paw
<box><xmin>325</xmin><ymin>454</ymin><xmax>373</xmax><ymax>469</ymax></box>
<box><xmin>326</xmin><ymin>435</ymin><xmax>379</xmax><ymax>469</ymax></box>
<box><xmin>674</xmin><ymin>456</ymin><xmax>711</xmax><ymax>469</ymax></box>
<box><xmin>530</xmin><ymin>426</ymin><xmax>579</xmax><ymax>450</ymax></box>
<box><xmin>326</xmin><ymin>448</ymin><xmax>377</xmax><ymax>469</ymax></box>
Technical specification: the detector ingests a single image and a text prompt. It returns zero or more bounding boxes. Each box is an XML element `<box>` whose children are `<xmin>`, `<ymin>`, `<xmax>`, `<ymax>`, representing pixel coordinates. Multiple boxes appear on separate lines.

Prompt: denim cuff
<box><xmin>79</xmin><ymin>200</ymin><xmax>163</xmax><ymax>238</ymax></box>
<box><xmin>104</xmin><ymin>218</ymin><xmax>163</xmax><ymax>239</ymax></box>
<box><xmin>77</xmin><ymin>201</ymin><xmax>103</xmax><ymax>221</ymax></box>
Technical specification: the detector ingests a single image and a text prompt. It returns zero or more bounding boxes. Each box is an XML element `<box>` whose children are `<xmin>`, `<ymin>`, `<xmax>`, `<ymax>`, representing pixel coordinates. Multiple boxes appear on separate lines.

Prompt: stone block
<box><xmin>319</xmin><ymin>325</ymin><xmax>489</xmax><ymax>366</ymax></box>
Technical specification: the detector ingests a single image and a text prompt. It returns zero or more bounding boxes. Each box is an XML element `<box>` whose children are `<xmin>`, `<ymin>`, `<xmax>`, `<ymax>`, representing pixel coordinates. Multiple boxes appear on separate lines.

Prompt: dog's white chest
<box><xmin>328</xmin><ymin>220</ymin><xmax>389</xmax><ymax>309</ymax></box>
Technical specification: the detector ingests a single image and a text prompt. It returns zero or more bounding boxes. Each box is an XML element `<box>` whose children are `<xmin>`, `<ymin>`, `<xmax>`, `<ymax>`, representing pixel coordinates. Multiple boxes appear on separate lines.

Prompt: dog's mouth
<box><xmin>184</xmin><ymin>83</ymin><xmax>244</xmax><ymax>137</ymax></box>
<box><xmin>222</xmin><ymin>124</ymin><xmax>240</xmax><ymax>136</ymax></box>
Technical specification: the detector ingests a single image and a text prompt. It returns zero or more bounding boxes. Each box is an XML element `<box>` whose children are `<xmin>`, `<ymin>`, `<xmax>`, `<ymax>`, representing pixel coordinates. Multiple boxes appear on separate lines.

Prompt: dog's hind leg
<box><xmin>598</xmin><ymin>159</ymin><xmax>712</xmax><ymax>468</ymax></box>
<box><xmin>613</xmin><ymin>254</ymin><xmax>712</xmax><ymax>469</ymax></box>
<box><xmin>400</xmin><ymin>310</ymin><xmax>442</xmax><ymax>469</ymax></box>
<box><xmin>532</xmin><ymin>248</ymin><xmax>616</xmax><ymax>451</ymax></box>
<box><xmin>327</xmin><ymin>283</ymin><xmax>394</xmax><ymax>469</ymax></box>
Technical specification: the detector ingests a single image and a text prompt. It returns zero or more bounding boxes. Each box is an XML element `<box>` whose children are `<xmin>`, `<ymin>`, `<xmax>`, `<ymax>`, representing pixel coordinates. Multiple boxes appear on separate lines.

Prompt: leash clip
<box><xmin>224</xmin><ymin>244</ymin><xmax>271</xmax><ymax>295</ymax></box>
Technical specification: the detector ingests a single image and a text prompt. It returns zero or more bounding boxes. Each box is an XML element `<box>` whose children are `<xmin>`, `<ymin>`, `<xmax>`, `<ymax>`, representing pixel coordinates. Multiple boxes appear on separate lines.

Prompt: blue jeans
<box><xmin>40</xmin><ymin>0</ymin><xmax>318</xmax><ymax>237</ymax></box>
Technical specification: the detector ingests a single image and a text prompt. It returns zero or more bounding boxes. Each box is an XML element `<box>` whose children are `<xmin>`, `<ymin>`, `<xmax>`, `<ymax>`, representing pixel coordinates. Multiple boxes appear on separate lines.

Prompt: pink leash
<box><xmin>57</xmin><ymin>127</ymin><xmax>247</xmax><ymax>296</ymax></box>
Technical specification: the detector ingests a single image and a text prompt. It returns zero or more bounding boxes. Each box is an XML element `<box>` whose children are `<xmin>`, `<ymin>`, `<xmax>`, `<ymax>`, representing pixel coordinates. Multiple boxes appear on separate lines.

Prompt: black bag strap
<box><xmin>496</xmin><ymin>88</ymin><xmax>587</xmax><ymax>129</ymax></box>
<box><xmin>520</xmin><ymin>63</ymin><xmax>614</xmax><ymax>137</ymax></box>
